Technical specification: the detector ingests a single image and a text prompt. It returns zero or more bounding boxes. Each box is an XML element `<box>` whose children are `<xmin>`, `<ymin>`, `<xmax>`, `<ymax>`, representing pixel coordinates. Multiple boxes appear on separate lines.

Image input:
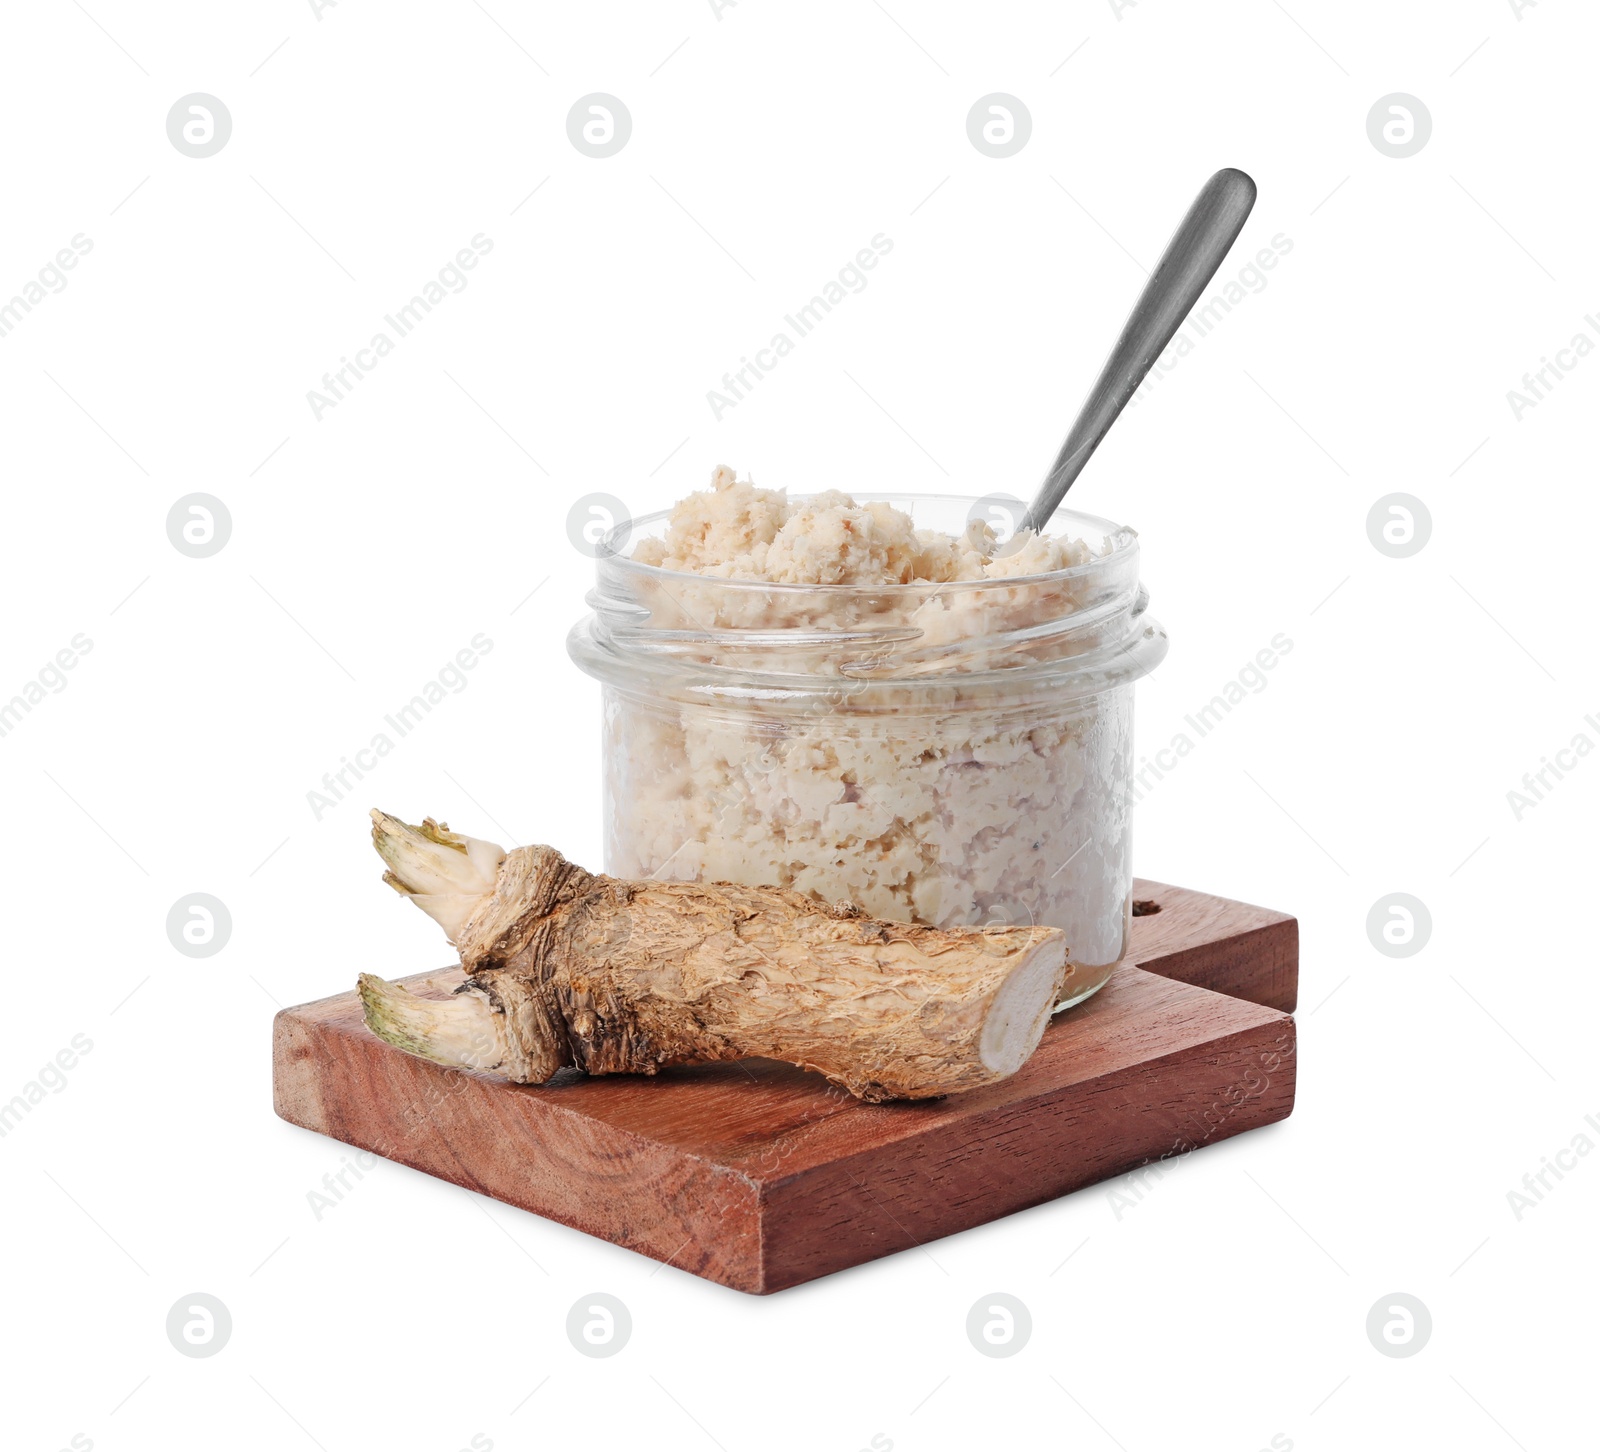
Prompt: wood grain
<box><xmin>273</xmin><ymin>880</ymin><xmax>1297</xmax><ymax>1293</ymax></box>
<box><xmin>1128</xmin><ymin>877</ymin><xmax>1298</xmax><ymax>1012</ymax></box>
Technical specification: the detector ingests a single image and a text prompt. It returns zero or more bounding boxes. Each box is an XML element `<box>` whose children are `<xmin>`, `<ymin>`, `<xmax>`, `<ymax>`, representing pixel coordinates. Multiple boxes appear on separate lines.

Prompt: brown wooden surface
<box><xmin>1128</xmin><ymin>877</ymin><xmax>1298</xmax><ymax>1012</ymax></box>
<box><xmin>273</xmin><ymin>881</ymin><xmax>1298</xmax><ymax>1293</ymax></box>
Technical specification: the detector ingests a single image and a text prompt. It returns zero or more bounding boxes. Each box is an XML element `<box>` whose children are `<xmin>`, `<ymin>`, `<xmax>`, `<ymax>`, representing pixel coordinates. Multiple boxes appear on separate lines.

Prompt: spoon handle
<box><xmin>1021</xmin><ymin>168</ymin><xmax>1257</xmax><ymax>534</ymax></box>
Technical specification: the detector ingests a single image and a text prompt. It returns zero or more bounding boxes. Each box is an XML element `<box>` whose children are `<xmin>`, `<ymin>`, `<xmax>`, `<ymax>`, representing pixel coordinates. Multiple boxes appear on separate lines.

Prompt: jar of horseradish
<box><xmin>567</xmin><ymin>471</ymin><xmax>1167</xmax><ymax>1010</ymax></box>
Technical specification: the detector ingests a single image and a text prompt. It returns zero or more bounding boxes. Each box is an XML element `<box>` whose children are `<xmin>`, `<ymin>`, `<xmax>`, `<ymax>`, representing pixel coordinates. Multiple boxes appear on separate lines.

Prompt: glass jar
<box><xmin>567</xmin><ymin>492</ymin><xmax>1167</xmax><ymax>1010</ymax></box>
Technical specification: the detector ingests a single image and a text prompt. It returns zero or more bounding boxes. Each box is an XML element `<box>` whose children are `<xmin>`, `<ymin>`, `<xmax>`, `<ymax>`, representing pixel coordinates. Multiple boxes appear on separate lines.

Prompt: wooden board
<box><xmin>273</xmin><ymin>878</ymin><xmax>1297</xmax><ymax>1293</ymax></box>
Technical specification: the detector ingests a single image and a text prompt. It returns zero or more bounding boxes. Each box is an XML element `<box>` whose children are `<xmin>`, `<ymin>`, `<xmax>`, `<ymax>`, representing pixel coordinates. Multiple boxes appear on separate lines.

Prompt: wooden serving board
<box><xmin>273</xmin><ymin>879</ymin><xmax>1297</xmax><ymax>1294</ymax></box>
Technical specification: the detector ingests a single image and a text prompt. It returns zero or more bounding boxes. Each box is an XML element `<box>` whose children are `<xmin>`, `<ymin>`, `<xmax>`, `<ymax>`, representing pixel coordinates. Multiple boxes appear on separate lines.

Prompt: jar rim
<box><xmin>568</xmin><ymin>614</ymin><xmax>1168</xmax><ymax>711</ymax></box>
<box><xmin>598</xmin><ymin>491</ymin><xmax>1139</xmax><ymax>596</ymax></box>
<box><xmin>570</xmin><ymin>485</ymin><xmax>1166</xmax><ymax>708</ymax></box>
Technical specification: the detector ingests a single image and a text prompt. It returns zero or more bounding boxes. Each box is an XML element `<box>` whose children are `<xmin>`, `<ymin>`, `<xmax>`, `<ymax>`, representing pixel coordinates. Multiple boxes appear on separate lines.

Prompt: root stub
<box><xmin>361</xmin><ymin>810</ymin><xmax>1067</xmax><ymax>1101</ymax></box>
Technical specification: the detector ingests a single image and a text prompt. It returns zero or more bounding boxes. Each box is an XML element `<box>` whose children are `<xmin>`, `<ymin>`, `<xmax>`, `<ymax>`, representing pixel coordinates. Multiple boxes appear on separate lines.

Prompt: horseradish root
<box><xmin>361</xmin><ymin>810</ymin><xmax>1067</xmax><ymax>1101</ymax></box>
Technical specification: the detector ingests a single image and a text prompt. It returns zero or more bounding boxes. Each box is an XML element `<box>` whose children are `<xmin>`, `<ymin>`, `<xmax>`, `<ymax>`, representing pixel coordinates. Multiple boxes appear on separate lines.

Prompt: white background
<box><xmin>2</xmin><ymin>1</ymin><xmax>1594</xmax><ymax>1448</ymax></box>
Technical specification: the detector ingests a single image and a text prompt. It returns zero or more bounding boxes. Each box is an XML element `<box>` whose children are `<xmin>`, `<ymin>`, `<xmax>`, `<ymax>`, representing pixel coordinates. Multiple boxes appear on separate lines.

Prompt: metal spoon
<box><xmin>1020</xmin><ymin>168</ymin><xmax>1257</xmax><ymax>535</ymax></box>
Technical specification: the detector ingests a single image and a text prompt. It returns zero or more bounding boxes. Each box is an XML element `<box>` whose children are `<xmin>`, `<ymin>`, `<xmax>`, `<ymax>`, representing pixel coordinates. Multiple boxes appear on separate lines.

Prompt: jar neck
<box><xmin>569</xmin><ymin>544</ymin><xmax>1167</xmax><ymax>712</ymax></box>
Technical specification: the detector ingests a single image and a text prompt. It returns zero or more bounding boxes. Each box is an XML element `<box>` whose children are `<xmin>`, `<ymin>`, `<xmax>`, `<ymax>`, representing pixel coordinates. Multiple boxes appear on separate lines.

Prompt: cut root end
<box><xmin>977</xmin><ymin>938</ymin><xmax>1066</xmax><ymax>1077</ymax></box>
